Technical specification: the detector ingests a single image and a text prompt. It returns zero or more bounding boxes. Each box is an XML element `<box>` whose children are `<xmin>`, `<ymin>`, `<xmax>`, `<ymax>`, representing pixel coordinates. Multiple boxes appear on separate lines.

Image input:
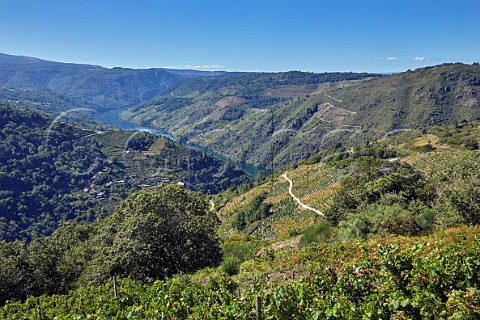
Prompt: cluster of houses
<box><xmin>83</xmin><ymin>170</ymin><xmax>186</xmax><ymax>198</ymax></box>
<box><xmin>83</xmin><ymin>177</ymin><xmax>125</xmax><ymax>199</ymax></box>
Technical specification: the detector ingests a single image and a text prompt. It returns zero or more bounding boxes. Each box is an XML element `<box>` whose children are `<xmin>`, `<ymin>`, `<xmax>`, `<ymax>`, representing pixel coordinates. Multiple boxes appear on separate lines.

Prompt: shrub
<box><xmin>337</xmin><ymin>204</ymin><xmax>416</xmax><ymax>241</ymax></box>
<box><xmin>414</xmin><ymin>208</ymin><xmax>436</xmax><ymax>230</ymax></box>
<box><xmin>464</xmin><ymin>138</ymin><xmax>479</xmax><ymax>150</ymax></box>
<box><xmin>436</xmin><ymin>175</ymin><xmax>480</xmax><ymax>225</ymax></box>
<box><xmin>421</xmin><ymin>143</ymin><xmax>435</xmax><ymax>152</ymax></box>
<box><xmin>222</xmin><ymin>240</ymin><xmax>258</xmax><ymax>262</ymax></box>
<box><xmin>219</xmin><ymin>256</ymin><xmax>240</xmax><ymax>276</ymax></box>
<box><xmin>300</xmin><ymin>222</ymin><xmax>334</xmax><ymax>246</ymax></box>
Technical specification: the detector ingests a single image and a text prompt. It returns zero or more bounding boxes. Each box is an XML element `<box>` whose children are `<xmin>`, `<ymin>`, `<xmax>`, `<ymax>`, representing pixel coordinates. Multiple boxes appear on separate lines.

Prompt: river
<box><xmin>94</xmin><ymin>107</ymin><xmax>267</xmax><ymax>177</ymax></box>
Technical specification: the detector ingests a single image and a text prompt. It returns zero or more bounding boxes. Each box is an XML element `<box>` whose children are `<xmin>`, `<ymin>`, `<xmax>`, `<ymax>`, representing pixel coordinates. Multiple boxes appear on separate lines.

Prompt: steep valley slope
<box><xmin>123</xmin><ymin>63</ymin><xmax>480</xmax><ymax>169</ymax></box>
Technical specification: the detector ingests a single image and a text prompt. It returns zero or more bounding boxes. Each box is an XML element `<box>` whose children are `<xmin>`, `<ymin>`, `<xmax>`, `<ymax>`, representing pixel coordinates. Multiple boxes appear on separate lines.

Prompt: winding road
<box><xmin>281</xmin><ymin>172</ymin><xmax>324</xmax><ymax>216</ymax></box>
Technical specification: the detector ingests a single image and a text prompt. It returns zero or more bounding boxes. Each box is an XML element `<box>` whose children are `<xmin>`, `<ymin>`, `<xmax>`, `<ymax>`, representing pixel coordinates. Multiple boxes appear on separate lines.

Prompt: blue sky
<box><xmin>0</xmin><ymin>0</ymin><xmax>479</xmax><ymax>72</ymax></box>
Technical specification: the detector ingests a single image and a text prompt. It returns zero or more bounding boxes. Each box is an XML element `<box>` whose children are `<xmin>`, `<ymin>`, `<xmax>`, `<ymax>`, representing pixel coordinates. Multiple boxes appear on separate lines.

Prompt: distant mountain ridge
<box><xmin>123</xmin><ymin>63</ymin><xmax>480</xmax><ymax>169</ymax></box>
<box><xmin>3</xmin><ymin>54</ymin><xmax>479</xmax><ymax>171</ymax></box>
<box><xmin>0</xmin><ymin>53</ymin><xmax>228</xmax><ymax>110</ymax></box>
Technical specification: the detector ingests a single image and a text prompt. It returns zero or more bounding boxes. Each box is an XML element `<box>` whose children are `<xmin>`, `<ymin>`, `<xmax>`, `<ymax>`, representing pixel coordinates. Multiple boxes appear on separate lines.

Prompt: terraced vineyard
<box><xmin>402</xmin><ymin>148</ymin><xmax>474</xmax><ymax>180</ymax></box>
<box><xmin>249</xmin><ymin>198</ymin><xmax>314</xmax><ymax>239</ymax></box>
<box><xmin>218</xmin><ymin>184</ymin><xmax>271</xmax><ymax>220</ymax></box>
<box><xmin>286</xmin><ymin>164</ymin><xmax>345</xmax><ymax>214</ymax></box>
<box><xmin>269</xmin><ymin>205</ymin><xmax>316</xmax><ymax>237</ymax></box>
<box><xmin>264</xmin><ymin>180</ymin><xmax>289</xmax><ymax>204</ymax></box>
<box><xmin>218</xmin><ymin>163</ymin><xmax>346</xmax><ymax>240</ymax></box>
<box><xmin>218</xmin><ymin>124</ymin><xmax>480</xmax><ymax>242</ymax></box>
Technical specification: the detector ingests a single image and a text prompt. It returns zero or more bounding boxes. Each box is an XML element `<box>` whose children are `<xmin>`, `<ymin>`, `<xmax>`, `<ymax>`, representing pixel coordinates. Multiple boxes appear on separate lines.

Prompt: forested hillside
<box><xmin>0</xmin><ymin>106</ymin><xmax>250</xmax><ymax>241</ymax></box>
<box><xmin>123</xmin><ymin>63</ymin><xmax>480</xmax><ymax>169</ymax></box>
<box><xmin>335</xmin><ymin>63</ymin><xmax>480</xmax><ymax>130</ymax></box>
<box><xmin>0</xmin><ymin>106</ymin><xmax>106</xmax><ymax>240</ymax></box>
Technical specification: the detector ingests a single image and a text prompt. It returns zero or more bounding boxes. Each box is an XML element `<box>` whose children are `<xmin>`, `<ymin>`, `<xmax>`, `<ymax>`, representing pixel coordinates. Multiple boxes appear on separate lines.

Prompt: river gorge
<box><xmin>94</xmin><ymin>107</ymin><xmax>267</xmax><ymax>177</ymax></box>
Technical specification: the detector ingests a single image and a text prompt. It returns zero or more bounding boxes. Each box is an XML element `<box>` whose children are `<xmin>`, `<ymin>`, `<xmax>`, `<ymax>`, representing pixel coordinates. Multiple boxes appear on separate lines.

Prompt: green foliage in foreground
<box><xmin>3</xmin><ymin>228</ymin><xmax>480</xmax><ymax>319</ymax></box>
<box><xmin>0</xmin><ymin>185</ymin><xmax>221</xmax><ymax>305</ymax></box>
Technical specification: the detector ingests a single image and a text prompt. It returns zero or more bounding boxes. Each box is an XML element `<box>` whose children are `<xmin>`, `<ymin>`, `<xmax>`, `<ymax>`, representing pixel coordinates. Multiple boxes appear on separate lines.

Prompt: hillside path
<box><xmin>281</xmin><ymin>172</ymin><xmax>324</xmax><ymax>216</ymax></box>
<box><xmin>324</xmin><ymin>94</ymin><xmax>343</xmax><ymax>103</ymax></box>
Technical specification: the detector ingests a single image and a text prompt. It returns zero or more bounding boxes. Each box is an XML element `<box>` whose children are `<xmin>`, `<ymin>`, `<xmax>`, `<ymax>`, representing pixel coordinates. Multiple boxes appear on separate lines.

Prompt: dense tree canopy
<box><xmin>85</xmin><ymin>185</ymin><xmax>222</xmax><ymax>283</ymax></box>
<box><xmin>0</xmin><ymin>106</ymin><xmax>106</xmax><ymax>240</ymax></box>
